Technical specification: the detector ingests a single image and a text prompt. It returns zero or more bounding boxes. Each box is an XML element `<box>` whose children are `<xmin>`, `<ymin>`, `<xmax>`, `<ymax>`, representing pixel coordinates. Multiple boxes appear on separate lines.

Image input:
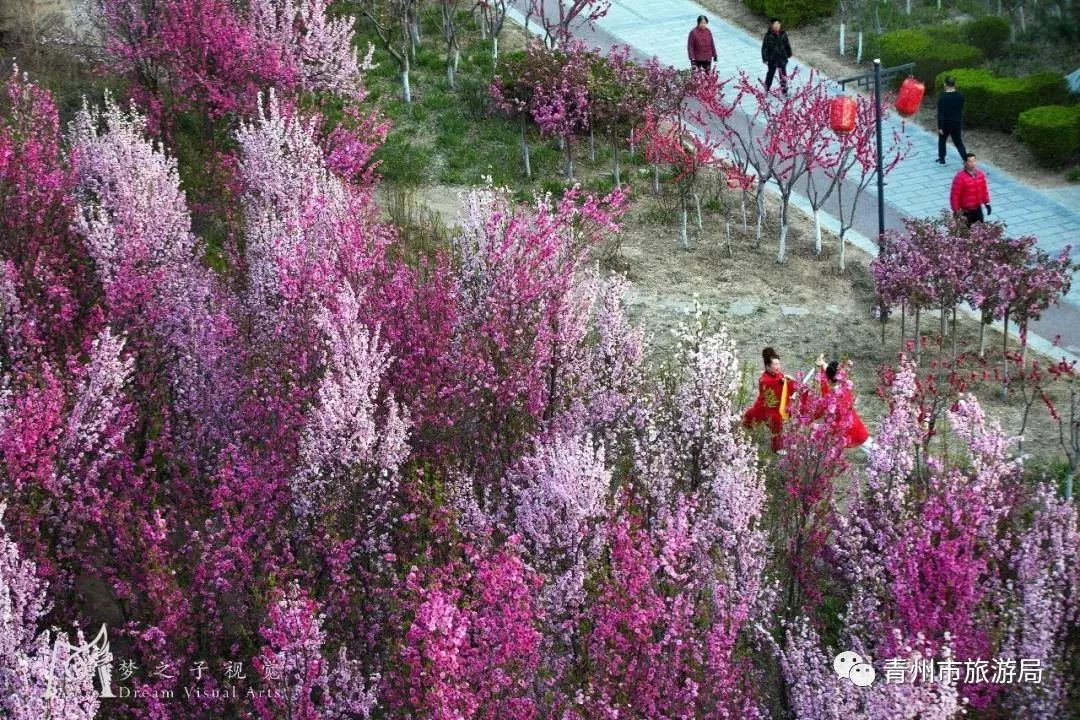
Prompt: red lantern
<box><xmin>829</xmin><ymin>95</ymin><xmax>857</xmax><ymax>135</ymax></box>
<box><xmin>895</xmin><ymin>77</ymin><xmax>925</xmax><ymax>117</ymax></box>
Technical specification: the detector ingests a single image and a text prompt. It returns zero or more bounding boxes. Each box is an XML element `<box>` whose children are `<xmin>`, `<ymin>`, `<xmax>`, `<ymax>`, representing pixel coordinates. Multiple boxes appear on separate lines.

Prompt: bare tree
<box><xmin>440</xmin><ymin>0</ymin><xmax>463</xmax><ymax>87</ymax></box>
<box><xmin>473</xmin><ymin>0</ymin><xmax>509</xmax><ymax>61</ymax></box>
<box><xmin>354</xmin><ymin>0</ymin><xmax>418</xmax><ymax>102</ymax></box>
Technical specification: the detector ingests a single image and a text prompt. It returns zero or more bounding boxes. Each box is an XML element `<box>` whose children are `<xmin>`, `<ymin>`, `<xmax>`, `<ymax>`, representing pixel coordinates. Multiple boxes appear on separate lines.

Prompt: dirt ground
<box><xmin>402</xmin><ymin>177</ymin><xmax>1073</xmax><ymax>470</ymax></box>
<box><xmin>696</xmin><ymin>0</ymin><xmax>1078</xmax><ymax>187</ymax></box>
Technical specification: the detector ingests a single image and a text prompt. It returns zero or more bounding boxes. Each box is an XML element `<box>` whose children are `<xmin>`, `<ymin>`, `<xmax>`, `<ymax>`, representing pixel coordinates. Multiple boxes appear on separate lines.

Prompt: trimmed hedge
<box><xmin>933</xmin><ymin>69</ymin><xmax>1069</xmax><ymax>132</ymax></box>
<box><xmin>762</xmin><ymin>0</ymin><xmax>838</xmax><ymax>28</ymax></box>
<box><xmin>1016</xmin><ymin>105</ymin><xmax>1080</xmax><ymax>167</ymax></box>
<box><xmin>879</xmin><ymin>29</ymin><xmax>984</xmax><ymax>89</ymax></box>
<box><xmin>742</xmin><ymin>0</ymin><xmax>767</xmax><ymax>15</ymax></box>
<box><xmin>964</xmin><ymin>16</ymin><xmax>1010</xmax><ymax>59</ymax></box>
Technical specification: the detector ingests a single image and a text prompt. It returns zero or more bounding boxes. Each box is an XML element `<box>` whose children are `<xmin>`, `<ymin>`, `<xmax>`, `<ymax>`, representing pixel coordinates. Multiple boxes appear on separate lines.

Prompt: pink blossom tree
<box><xmin>0</xmin><ymin>504</ymin><xmax>102</xmax><ymax>720</ymax></box>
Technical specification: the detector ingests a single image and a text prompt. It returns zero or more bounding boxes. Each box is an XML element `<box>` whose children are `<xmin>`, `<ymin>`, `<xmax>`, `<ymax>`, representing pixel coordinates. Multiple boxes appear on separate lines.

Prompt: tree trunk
<box><xmin>447</xmin><ymin>60</ymin><xmax>456</xmax><ymax>88</ymax></box>
<box><xmin>915</xmin><ymin>308</ymin><xmax>922</xmax><ymax>366</ymax></box>
<box><xmin>589</xmin><ymin>126</ymin><xmax>596</xmax><ymax>163</ymax></box>
<box><xmin>856</xmin><ymin>31</ymin><xmax>864</xmax><ymax>63</ymax></box>
<box><xmin>680</xmin><ymin>206</ymin><xmax>689</xmax><ymax>249</ymax></box>
<box><xmin>612</xmin><ymin>137</ymin><xmax>621</xmax><ymax>188</ymax></box>
<box><xmin>951</xmin><ymin>306</ymin><xmax>958</xmax><ymax>363</ymax></box>
<box><xmin>906</xmin><ymin>0</ymin><xmax>912</xmax><ymax>14</ymax></box>
<box><xmin>978</xmin><ymin>314</ymin><xmax>987</xmax><ymax>356</ymax></box>
<box><xmin>814</xmin><ymin>210</ymin><xmax>822</xmax><ymax>254</ymax></box>
<box><xmin>565</xmin><ymin>138</ymin><xmax>575</xmax><ymax>181</ymax></box>
<box><xmin>777</xmin><ymin>200</ymin><xmax>788</xmax><ymax>263</ymax></box>
<box><xmin>694</xmin><ymin>192</ymin><xmax>703</xmax><ymax>231</ymax></box>
<box><xmin>521</xmin><ymin>116</ymin><xmax>532</xmax><ymax>179</ymax></box>
<box><xmin>901</xmin><ymin>299</ymin><xmax>907</xmax><ymax>347</ymax></box>
<box><xmin>402</xmin><ymin>69</ymin><xmax>412</xmax><ymax>103</ymax></box>
<box><xmin>741</xmin><ymin>193</ymin><xmax>748</xmax><ymax>233</ymax></box>
<box><xmin>839</xmin><ymin>21</ymin><xmax>846</xmax><ymax>55</ymax></box>
<box><xmin>493</xmin><ymin>36</ymin><xmax>499</xmax><ymax>63</ymax></box>
<box><xmin>1001</xmin><ymin>313</ymin><xmax>1009</xmax><ymax>398</ymax></box>
<box><xmin>654</xmin><ymin>164</ymin><xmax>660</xmax><ymax>193</ymax></box>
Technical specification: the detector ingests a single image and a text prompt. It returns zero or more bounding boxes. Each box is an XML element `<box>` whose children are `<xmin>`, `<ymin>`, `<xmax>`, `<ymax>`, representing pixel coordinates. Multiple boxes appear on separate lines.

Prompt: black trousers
<box><xmin>692</xmin><ymin>59</ymin><xmax>712</xmax><ymax>71</ymax></box>
<box><xmin>938</xmin><ymin>125</ymin><xmax>967</xmax><ymax>162</ymax></box>
<box><xmin>961</xmin><ymin>207</ymin><xmax>984</xmax><ymax>225</ymax></box>
<box><xmin>765</xmin><ymin>61</ymin><xmax>788</xmax><ymax>93</ymax></box>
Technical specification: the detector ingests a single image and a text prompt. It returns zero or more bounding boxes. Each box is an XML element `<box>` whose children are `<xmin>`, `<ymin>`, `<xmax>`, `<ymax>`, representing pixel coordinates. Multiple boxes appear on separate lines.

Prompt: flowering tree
<box><xmin>0</xmin><ymin>504</ymin><xmax>102</xmax><ymax>720</ymax></box>
<box><xmin>641</xmin><ymin>68</ymin><xmax>732</xmax><ymax>248</ymax></box>
<box><xmin>101</xmin><ymin>0</ymin><xmax>367</xmax><ymax>125</ymax></box>
<box><xmin>529</xmin><ymin>41</ymin><xmax>593</xmax><ymax>181</ymax></box>
<box><xmin>831</xmin><ymin>93</ymin><xmax>908</xmax><ymax>272</ymax></box>
<box><xmin>525</xmin><ymin>0</ymin><xmax>610</xmax><ymax>48</ymax></box>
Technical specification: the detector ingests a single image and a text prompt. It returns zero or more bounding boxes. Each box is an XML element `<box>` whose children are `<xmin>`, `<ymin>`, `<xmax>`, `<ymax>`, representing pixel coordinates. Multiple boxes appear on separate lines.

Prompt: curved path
<box><xmin>508</xmin><ymin>0</ymin><xmax>1080</xmax><ymax>364</ymax></box>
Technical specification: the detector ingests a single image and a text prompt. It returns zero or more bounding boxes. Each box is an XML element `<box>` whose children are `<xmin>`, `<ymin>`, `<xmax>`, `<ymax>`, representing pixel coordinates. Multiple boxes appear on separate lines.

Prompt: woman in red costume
<box><xmin>742</xmin><ymin>347</ymin><xmax>798</xmax><ymax>451</ymax></box>
<box><xmin>816</xmin><ymin>356</ymin><xmax>869</xmax><ymax>449</ymax></box>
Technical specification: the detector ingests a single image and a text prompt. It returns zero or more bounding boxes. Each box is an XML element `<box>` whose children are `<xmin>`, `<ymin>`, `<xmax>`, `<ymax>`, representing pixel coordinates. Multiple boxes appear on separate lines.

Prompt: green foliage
<box><xmin>964</xmin><ymin>15</ymin><xmax>1011</xmax><ymax>59</ymax></box>
<box><xmin>1067</xmin><ymin>166</ymin><xmax>1080</xmax><ymax>182</ymax></box>
<box><xmin>742</xmin><ymin>0</ymin><xmax>768</xmax><ymax>15</ymax></box>
<box><xmin>880</xmin><ymin>29</ymin><xmax>984</xmax><ymax>88</ymax></box>
<box><xmin>762</xmin><ymin>0</ymin><xmax>838</xmax><ymax>28</ymax></box>
<box><xmin>375</xmin><ymin>133</ymin><xmax>434</xmax><ymax>185</ymax></box>
<box><xmin>934</xmin><ymin>68</ymin><xmax>1068</xmax><ymax>132</ymax></box>
<box><xmin>1015</xmin><ymin>105</ymin><xmax>1080</xmax><ymax>167</ymax></box>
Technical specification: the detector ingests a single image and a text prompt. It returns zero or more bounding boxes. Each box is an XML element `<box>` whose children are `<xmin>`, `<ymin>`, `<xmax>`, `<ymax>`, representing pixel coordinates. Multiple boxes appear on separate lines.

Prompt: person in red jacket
<box><xmin>687</xmin><ymin>15</ymin><xmax>717</xmax><ymax>71</ymax></box>
<box><xmin>814</xmin><ymin>355</ymin><xmax>869</xmax><ymax>449</ymax></box>
<box><xmin>743</xmin><ymin>346</ymin><xmax>799</xmax><ymax>451</ymax></box>
<box><xmin>949</xmin><ymin>152</ymin><xmax>991</xmax><ymax>225</ymax></box>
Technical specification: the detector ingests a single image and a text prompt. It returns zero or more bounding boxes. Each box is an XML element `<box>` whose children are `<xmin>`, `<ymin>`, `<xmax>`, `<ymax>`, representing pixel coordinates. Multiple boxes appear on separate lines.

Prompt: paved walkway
<box><xmin>508</xmin><ymin>0</ymin><xmax>1080</xmax><ymax>363</ymax></box>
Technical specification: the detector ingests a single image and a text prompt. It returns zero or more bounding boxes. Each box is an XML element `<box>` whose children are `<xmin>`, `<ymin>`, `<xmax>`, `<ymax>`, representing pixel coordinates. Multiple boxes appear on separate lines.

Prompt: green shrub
<box><xmin>762</xmin><ymin>0</ymin><xmax>838</xmax><ymax>28</ymax></box>
<box><xmin>933</xmin><ymin>69</ymin><xmax>1068</xmax><ymax>131</ymax></box>
<box><xmin>880</xmin><ymin>29</ymin><xmax>984</xmax><ymax>88</ymax></box>
<box><xmin>964</xmin><ymin>16</ymin><xmax>1010</xmax><ymax>59</ymax></box>
<box><xmin>742</xmin><ymin>0</ymin><xmax>767</xmax><ymax>15</ymax></box>
<box><xmin>1015</xmin><ymin>105</ymin><xmax>1080</xmax><ymax>167</ymax></box>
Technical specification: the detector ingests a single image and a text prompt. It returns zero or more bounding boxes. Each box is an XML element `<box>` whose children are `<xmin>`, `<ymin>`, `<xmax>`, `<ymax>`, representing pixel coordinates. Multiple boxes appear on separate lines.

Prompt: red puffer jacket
<box><xmin>950</xmin><ymin>168</ymin><xmax>990</xmax><ymax>212</ymax></box>
<box><xmin>688</xmin><ymin>27</ymin><xmax>717</xmax><ymax>62</ymax></box>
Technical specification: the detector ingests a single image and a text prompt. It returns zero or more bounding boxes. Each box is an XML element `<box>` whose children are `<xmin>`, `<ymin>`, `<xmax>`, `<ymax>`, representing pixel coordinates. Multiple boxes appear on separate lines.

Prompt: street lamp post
<box><xmin>838</xmin><ymin>59</ymin><xmax>915</xmax><ymax>342</ymax></box>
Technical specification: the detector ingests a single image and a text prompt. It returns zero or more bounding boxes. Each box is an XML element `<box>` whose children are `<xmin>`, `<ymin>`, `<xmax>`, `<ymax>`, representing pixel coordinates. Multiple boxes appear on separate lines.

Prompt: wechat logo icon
<box><xmin>834</xmin><ymin>650</ymin><xmax>876</xmax><ymax>687</ymax></box>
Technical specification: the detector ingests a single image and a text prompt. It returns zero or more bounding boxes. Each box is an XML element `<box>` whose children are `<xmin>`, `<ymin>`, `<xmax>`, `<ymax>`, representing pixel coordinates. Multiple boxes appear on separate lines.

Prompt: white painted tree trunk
<box><xmin>612</xmin><ymin>140</ymin><xmax>621</xmax><ymax>188</ymax></box>
<box><xmin>839</xmin><ymin>230</ymin><xmax>847</xmax><ymax>272</ymax></box>
<box><xmin>493</xmin><ymin>37</ymin><xmax>498</xmax><ymax>62</ymax></box>
<box><xmin>654</xmin><ymin>165</ymin><xmax>660</xmax><ymax>193</ymax></box>
<box><xmin>694</xmin><ymin>192</ymin><xmax>703</xmax><ymax>231</ymax></box>
<box><xmin>777</xmin><ymin>201</ymin><xmax>788</xmax><ymax>263</ymax></box>
<box><xmin>741</xmin><ymin>194</ymin><xmax>748</xmax><ymax>233</ymax></box>
<box><xmin>906</xmin><ymin>0</ymin><xmax>912</xmax><ymax>14</ymax></box>
<box><xmin>680</xmin><ymin>208</ymin><xmax>689</xmax><ymax>249</ymax></box>
<box><xmin>814</xmin><ymin>210</ymin><xmax>822</xmax><ymax>254</ymax></box>
<box><xmin>857</xmin><ymin>31</ymin><xmax>864</xmax><ymax>63</ymax></box>
<box><xmin>402</xmin><ymin>70</ymin><xmax>412</xmax><ymax>103</ymax></box>
<box><xmin>839</xmin><ymin>22</ymin><xmax>846</xmax><ymax>55</ymax></box>
<box><xmin>589</xmin><ymin>126</ymin><xmax>596</xmax><ymax>163</ymax></box>
<box><xmin>566</xmin><ymin>140</ymin><xmax>574</xmax><ymax>181</ymax></box>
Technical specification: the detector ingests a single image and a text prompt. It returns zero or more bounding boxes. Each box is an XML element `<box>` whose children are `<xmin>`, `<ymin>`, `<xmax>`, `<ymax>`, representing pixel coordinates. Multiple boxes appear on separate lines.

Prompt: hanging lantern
<box><xmin>895</xmin><ymin>77</ymin><xmax>925</xmax><ymax>117</ymax></box>
<box><xmin>829</xmin><ymin>95</ymin><xmax>857</xmax><ymax>135</ymax></box>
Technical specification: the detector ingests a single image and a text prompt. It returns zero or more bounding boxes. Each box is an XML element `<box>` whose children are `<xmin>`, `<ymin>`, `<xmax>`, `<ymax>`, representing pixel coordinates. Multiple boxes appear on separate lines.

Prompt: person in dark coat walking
<box><xmin>687</xmin><ymin>15</ymin><xmax>717</xmax><ymax>71</ymax></box>
<box><xmin>761</xmin><ymin>18</ymin><xmax>792</xmax><ymax>95</ymax></box>
<box><xmin>937</xmin><ymin>75</ymin><xmax>967</xmax><ymax>164</ymax></box>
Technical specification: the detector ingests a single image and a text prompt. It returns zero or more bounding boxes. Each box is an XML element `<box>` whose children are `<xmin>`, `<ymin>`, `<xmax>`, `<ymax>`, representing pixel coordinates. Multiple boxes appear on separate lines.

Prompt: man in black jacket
<box><xmin>761</xmin><ymin>18</ymin><xmax>792</xmax><ymax>96</ymax></box>
<box><xmin>937</xmin><ymin>76</ymin><xmax>967</xmax><ymax>164</ymax></box>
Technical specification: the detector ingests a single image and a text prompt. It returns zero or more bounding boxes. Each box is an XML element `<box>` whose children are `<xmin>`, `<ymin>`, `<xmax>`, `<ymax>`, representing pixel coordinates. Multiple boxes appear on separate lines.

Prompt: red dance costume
<box><xmin>819</xmin><ymin>375</ymin><xmax>869</xmax><ymax>448</ymax></box>
<box><xmin>742</xmin><ymin>369</ymin><xmax>795</xmax><ymax>451</ymax></box>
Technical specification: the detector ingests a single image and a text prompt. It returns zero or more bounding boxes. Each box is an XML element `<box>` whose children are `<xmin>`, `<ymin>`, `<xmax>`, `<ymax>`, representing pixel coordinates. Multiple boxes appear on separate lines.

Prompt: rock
<box><xmin>780</xmin><ymin>305</ymin><xmax>811</xmax><ymax>317</ymax></box>
<box><xmin>728</xmin><ymin>299</ymin><xmax>758</xmax><ymax>316</ymax></box>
